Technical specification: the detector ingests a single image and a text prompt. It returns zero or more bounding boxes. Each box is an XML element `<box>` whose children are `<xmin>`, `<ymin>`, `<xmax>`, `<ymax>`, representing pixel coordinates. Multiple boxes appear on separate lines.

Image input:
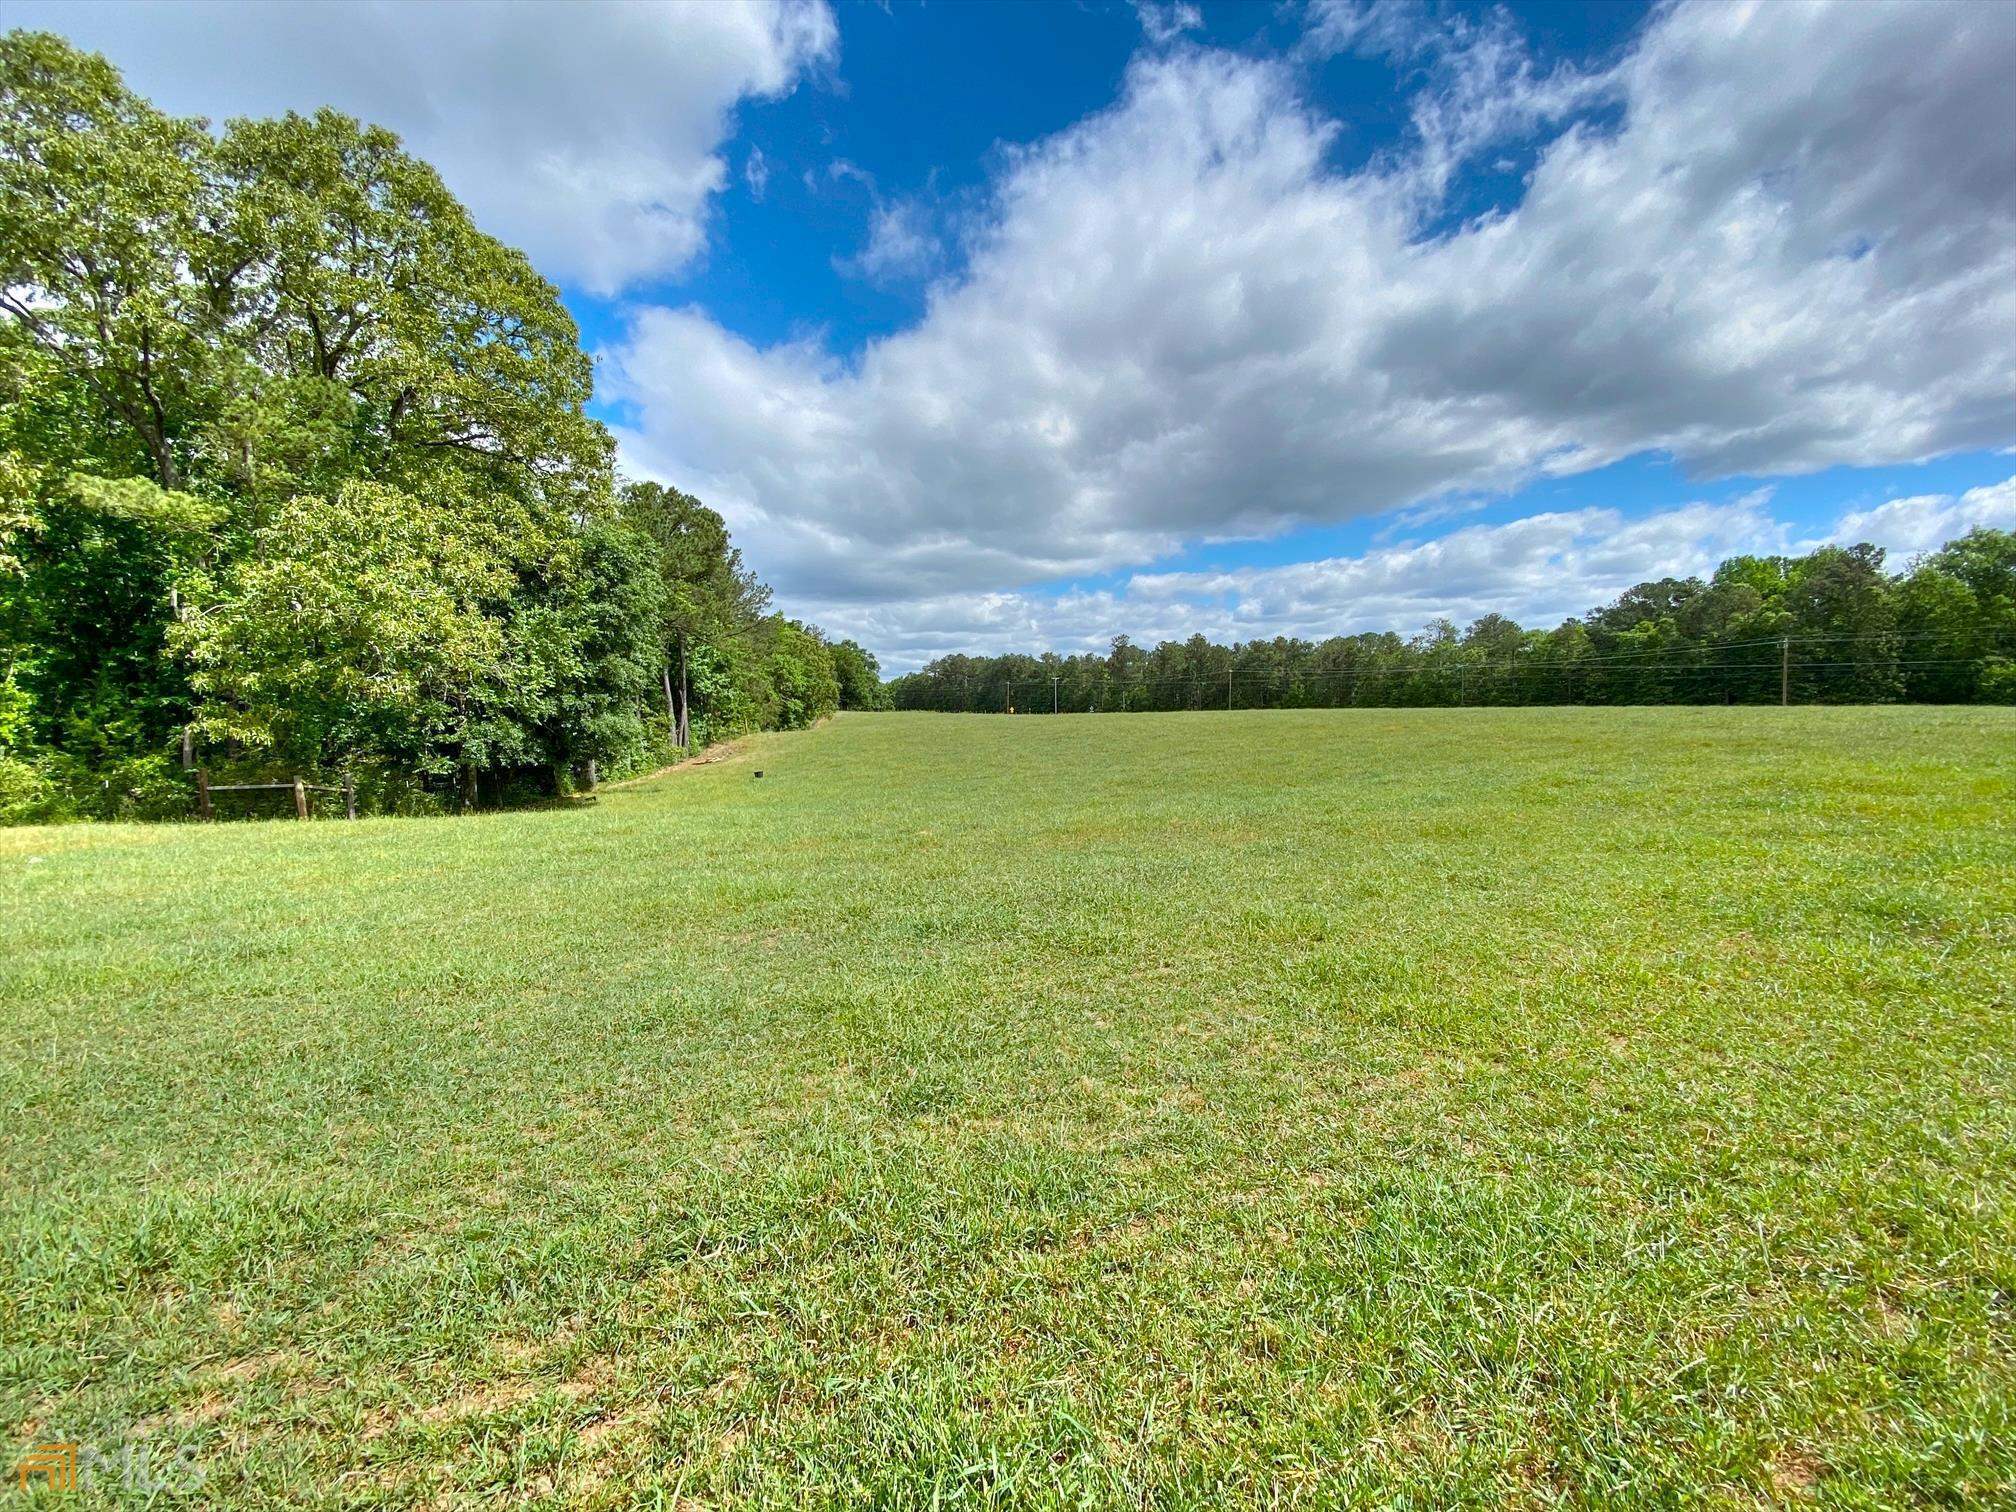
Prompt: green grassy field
<box><xmin>3</xmin><ymin>708</ymin><xmax>2013</xmax><ymax>1507</ymax></box>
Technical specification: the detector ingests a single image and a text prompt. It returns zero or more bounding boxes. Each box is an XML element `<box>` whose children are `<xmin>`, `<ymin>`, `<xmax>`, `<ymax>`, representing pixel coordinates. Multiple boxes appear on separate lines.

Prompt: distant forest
<box><xmin>0</xmin><ymin>33</ymin><xmax>883</xmax><ymax>824</ymax></box>
<box><xmin>889</xmin><ymin>531</ymin><xmax>2016</xmax><ymax>713</ymax></box>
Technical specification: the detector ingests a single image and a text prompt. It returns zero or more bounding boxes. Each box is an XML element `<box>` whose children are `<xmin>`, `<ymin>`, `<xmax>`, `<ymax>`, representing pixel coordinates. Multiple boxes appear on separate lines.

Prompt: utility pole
<box><xmin>1227</xmin><ymin>664</ymin><xmax>1234</xmax><ymax>711</ymax></box>
<box><xmin>1051</xmin><ymin>675</ymin><xmax>1059</xmax><ymax>714</ymax></box>
<box><xmin>1780</xmin><ymin>636</ymin><xmax>1790</xmax><ymax>707</ymax></box>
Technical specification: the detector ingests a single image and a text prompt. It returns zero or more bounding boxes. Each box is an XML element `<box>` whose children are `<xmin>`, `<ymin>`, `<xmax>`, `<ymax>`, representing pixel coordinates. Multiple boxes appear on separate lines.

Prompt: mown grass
<box><xmin>3</xmin><ymin>707</ymin><xmax>2012</xmax><ymax>1508</ymax></box>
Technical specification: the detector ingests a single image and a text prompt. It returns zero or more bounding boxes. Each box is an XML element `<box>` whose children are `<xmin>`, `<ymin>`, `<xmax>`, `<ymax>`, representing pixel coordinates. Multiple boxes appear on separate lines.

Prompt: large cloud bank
<box><xmin>603</xmin><ymin>0</ymin><xmax>2014</xmax><ymax>660</ymax></box>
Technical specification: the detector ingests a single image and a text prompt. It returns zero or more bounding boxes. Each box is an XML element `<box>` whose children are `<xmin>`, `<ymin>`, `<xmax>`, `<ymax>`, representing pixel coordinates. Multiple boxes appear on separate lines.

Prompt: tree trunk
<box><xmin>676</xmin><ymin>638</ymin><xmax>690</xmax><ymax>749</ymax></box>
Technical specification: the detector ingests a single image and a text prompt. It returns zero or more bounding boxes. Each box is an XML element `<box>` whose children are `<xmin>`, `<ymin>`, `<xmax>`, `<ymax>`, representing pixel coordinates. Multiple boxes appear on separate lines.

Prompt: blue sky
<box><xmin>16</xmin><ymin>0</ymin><xmax>2015</xmax><ymax>668</ymax></box>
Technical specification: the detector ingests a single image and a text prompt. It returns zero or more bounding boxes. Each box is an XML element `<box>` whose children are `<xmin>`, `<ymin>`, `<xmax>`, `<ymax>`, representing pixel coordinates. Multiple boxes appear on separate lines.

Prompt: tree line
<box><xmin>888</xmin><ymin>532</ymin><xmax>2016</xmax><ymax>714</ymax></box>
<box><xmin>0</xmin><ymin>32</ymin><xmax>883</xmax><ymax>823</ymax></box>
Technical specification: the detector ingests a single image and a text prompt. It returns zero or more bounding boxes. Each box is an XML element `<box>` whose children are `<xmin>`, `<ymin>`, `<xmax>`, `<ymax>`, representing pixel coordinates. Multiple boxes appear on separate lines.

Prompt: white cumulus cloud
<box><xmin>811</xmin><ymin>489</ymin><xmax>1792</xmax><ymax>668</ymax></box>
<box><xmin>1826</xmin><ymin>476</ymin><xmax>2016</xmax><ymax>565</ymax></box>
<box><xmin>8</xmin><ymin>0</ymin><xmax>837</xmax><ymax>294</ymax></box>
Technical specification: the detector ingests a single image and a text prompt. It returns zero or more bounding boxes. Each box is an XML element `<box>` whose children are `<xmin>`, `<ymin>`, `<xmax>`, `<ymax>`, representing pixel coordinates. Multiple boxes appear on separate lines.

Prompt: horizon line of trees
<box><xmin>0</xmin><ymin>31</ymin><xmax>884</xmax><ymax>824</ymax></box>
<box><xmin>888</xmin><ymin>530</ymin><xmax>2016</xmax><ymax>714</ymax></box>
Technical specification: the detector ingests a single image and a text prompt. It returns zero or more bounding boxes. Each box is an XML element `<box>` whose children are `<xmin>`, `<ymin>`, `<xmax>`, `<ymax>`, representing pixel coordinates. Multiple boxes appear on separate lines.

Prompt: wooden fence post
<box><xmin>293</xmin><ymin>777</ymin><xmax>309</xmax><ymax>820</ymax></box>
<box><xmin>343</xmin><ymin>775</ymin><xmax>357</xmax><ymax>820</ymax></box>
<box><xmin>196</xmin><ymin>767</ymin><xmax>212</xmax><ymax>822</ymax></box>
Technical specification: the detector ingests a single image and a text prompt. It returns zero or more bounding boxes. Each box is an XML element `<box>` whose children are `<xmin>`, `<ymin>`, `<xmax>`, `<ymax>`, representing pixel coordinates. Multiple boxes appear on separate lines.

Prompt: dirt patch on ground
<box><xmin>602</xmin><ymin>740</ymin><xmax>750</xmax><ymax>789</ymax></box>
<box><xmin>1767</xmin><ymin>1447</ymin><xmax>1823</xmax><ymax>1500</ymax></box>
